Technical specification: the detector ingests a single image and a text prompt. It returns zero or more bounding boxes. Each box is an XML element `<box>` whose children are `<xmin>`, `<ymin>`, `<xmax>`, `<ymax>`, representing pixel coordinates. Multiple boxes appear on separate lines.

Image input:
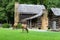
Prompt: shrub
<box><xmin>17</xmin><ymin>23</ymin><xmax>22</xmax><ymax>29</ymax></box>
<box><xmin>2</xmin><ymin>23</ymin><xmax>10</xmax><ymax>28</ymax></box>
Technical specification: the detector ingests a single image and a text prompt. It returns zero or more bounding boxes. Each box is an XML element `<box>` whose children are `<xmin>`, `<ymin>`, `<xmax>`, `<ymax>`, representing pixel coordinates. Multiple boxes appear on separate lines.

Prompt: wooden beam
<box><xmin>41</xmin><ymin>9</ymin><xmax>48</xmax><ymax>30</ymax></box>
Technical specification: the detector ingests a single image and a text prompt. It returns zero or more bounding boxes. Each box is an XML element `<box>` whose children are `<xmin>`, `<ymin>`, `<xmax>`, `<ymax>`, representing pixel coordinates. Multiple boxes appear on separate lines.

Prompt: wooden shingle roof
<box><xmin>51</xmin><ymin>8</ymin><xmax>60</xmax><ymax>16</ymax></box>
<box><xmin>18</xmin><ymin>4</ymin><xmax>45</xmax><ymax>14</ymax></box>
<box><xmin>17</xmin><ymin>4</ymin><xmax>46</xmax><ymax>20</ymax></box>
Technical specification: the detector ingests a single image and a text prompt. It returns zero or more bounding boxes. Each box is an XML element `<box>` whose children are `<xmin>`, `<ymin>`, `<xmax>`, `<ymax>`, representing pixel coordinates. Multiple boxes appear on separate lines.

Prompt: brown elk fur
<box><xmin>22</xmin><ymin>24</ymin><xmax>28</xmax><ymax>33</ymax></box>
<box><xmin>13</xmin><ymin>23</ymin><xmax>18</xmax><ymax>29</ymax></box>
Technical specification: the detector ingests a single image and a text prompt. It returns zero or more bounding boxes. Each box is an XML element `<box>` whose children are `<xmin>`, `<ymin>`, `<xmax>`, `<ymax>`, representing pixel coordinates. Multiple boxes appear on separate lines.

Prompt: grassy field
<box><xmin>0</xmin><ymin>28</ymin><xmax>60</xmax><ymax>40</ymax></box>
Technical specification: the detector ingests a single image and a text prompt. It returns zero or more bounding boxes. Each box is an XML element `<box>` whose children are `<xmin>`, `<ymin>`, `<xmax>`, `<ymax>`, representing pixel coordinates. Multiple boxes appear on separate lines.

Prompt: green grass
<box><xmin>0</xmin><ymin>28</ymin><xmax>60</xmax><ymax>40</ymax></box>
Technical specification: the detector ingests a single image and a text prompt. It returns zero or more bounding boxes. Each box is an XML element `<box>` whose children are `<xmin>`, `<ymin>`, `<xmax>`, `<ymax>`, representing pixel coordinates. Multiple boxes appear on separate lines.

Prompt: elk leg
<box><xmin>25</xmin><ymin>28</ymin><xmax>28</xmax><ymax>33</ymax></box>
<box><xmin>22</xmin><ymin>27</ymin><xmax>24</xmax><ymax>32</ymax></box>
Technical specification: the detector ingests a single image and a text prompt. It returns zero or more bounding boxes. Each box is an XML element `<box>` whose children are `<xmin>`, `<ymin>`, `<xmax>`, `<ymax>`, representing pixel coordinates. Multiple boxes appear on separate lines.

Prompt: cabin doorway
<box><xmin>27</xmin><ymin>18</ymin><xmax>38</xmax><ymax>28</ymax></box>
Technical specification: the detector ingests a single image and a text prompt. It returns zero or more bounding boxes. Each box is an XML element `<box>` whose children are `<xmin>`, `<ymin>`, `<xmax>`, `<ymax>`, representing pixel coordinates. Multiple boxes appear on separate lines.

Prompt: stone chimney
<box><xmin>14</xmin><ymin>2</ymin><xmax>19</xmax><ymax>28</ymax></box>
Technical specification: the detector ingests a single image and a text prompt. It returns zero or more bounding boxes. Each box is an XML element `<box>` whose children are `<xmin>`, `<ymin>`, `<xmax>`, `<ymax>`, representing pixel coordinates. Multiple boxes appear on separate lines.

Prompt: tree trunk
<box><xmin>41</xmin><ymin>9</ymin><xmax>48</xmax><ymax>30</ymax></box>
<box><xmin>14</xmin><ymin>2</ymin><xmax>19</xmax><ymax>29</ymax></box>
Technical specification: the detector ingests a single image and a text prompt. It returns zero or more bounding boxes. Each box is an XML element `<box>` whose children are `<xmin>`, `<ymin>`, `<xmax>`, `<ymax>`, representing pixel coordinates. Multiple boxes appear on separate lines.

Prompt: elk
<box><xmin>13</xmin><ymin>23</ymin><xmax>18</xmax><ymax>29</ymax></box>
<box><xmin>21</xmin><ymin>23</ymin><xmax>28</xmax><ymax>33</ymax></box>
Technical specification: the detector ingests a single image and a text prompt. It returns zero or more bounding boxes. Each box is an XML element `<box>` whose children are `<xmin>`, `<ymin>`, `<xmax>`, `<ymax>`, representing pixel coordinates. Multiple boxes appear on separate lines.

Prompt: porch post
<box><xmin>30</xmin><ymin>20</ymin><xmax>32</xmax><ymax>28</ymax></box>
<box><xmin>41</xmin><ymin>9</ymin><xmax>48</xmax><ymax>30</ymax></box>
<box><xmin>14</xmin><ymin>2</ymin><xmax>19</xmax><ymax>28</ymax></box>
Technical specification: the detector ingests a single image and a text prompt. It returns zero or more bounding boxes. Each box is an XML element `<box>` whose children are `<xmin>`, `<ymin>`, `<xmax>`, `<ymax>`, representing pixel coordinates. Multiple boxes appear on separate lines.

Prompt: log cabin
<box><xmin>14</xmin><ymin>2</ymin><xmax>48</xmax><ymax>30</ymax></box>
<box><xmin>49</xmin><ymin>8</ymin><xmax>60</xmax><ymax>30</ymax></box>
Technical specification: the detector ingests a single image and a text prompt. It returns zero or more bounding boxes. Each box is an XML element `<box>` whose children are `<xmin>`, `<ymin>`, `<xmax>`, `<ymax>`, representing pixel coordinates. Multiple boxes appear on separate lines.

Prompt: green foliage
<box><xmin>0</xmin><ymin>0</ymin><xmax>14</xmax><ymax>23</ymax></box>
<box><xmin>0</xmin><ymin>12</ymin><xmax>7</xmax><ymax>21</ymax></box>
<box><xmin>20</xmin><ymin>0</ymin><xmax>37</xmax><ymax>4</ymax></box>
<box><xmin>43</xmin><ymin>0</ymin><xmax>60</xmax><ymax>9</ymax></box>
<box><xmin>0</xmin><ymin>7</ymin><xmax>5</xmax><ymax>11</ymax></box>
<box><xmin>2</xmin><ymin>23</ymin><xmax>10</xmax><ymax>28</ymax></box>
<box><xmin>0</xmin><ymin>0</ymin><xmax>60</xmax><ymax>23</ymax></box>
<box><xmin>17</xmin><ymin>23</ymin><xmax>22</xmax><ymax>29</ymax></box>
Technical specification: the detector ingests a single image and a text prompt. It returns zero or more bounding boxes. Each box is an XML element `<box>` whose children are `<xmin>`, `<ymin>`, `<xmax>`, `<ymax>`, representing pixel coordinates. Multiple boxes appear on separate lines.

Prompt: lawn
<box><xmin>0</xmin><ymin>28</ymin><xmax>60</xmax><ymax>40</ymax></box>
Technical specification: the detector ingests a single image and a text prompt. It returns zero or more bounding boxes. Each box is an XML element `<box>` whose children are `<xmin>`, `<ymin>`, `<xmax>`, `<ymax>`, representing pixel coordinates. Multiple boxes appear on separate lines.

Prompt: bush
<box><xmin>2</xmin><ymin>23</ymin><xmax>10</xmax><ymax>28</ymax></box>
<box><xmin>17</xmin><ymin>23</ymin><xmax>22</xmax><ymax>29</ymax></box>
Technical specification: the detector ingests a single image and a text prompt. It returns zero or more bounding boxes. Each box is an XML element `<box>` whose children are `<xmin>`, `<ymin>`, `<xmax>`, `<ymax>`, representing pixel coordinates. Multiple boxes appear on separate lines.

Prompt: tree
<box><xmin>0</xmin><ymin>0</ymin><xmax>14</xmax><ymax>24</ymax></box>
<box><xmin>43</xmin><ymin>0</ymin><xmax>60</xmax><ymax>9</ymax></box>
